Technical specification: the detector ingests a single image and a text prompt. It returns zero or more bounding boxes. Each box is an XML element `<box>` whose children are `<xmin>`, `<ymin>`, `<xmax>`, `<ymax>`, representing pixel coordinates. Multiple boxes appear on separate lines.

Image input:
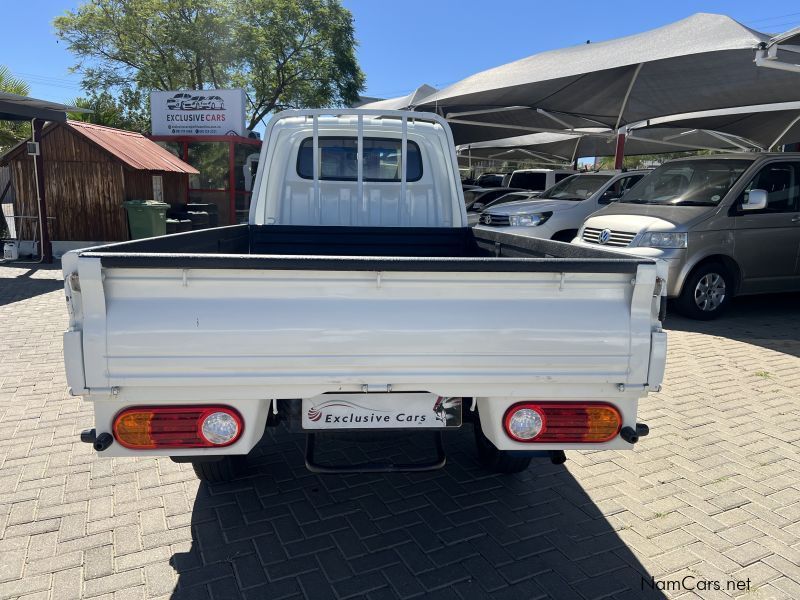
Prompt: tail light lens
<box><xmin>503</xmin><ymin>402</ymin><xmax>621</xmax><ymax>443</ymax></box>
<box><xmin>113</xmin><ymin>406</ymin><xmax>243</xmax><ymax>449</ymax></box>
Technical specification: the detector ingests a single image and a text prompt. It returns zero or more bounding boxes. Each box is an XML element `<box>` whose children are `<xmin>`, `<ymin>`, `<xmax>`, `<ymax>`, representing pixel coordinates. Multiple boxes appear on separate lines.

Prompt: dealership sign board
<box><xmin>150</xmin><ymin>89</ymin><xmax>247</xmax><ymax>136</ymax></box>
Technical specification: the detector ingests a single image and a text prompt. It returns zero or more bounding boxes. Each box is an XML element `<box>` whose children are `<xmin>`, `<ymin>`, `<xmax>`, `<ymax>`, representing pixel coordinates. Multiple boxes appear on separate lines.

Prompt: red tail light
<box><xmin>503</xmin><ymin>402</ymin><xmax>621</xmax><ymax>443</ymax></box>
<box><xmin>113</xmin><ymin>406</ymin><xmax>243</xmax><ymax>449</ymax></box>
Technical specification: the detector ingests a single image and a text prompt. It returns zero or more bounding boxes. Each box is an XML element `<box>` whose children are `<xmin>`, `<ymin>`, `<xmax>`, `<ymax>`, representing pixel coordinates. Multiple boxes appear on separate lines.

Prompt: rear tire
<box><xmin>473</xmin><ymin>420</ymin><xmax>532</xmax><ymax>474</ymax></box>
<box><xmin>675</xmin><ymin>262</ymin><xmax>733</xmax><ymax>320</ymax></box>
<box><xmin>192</xmin><ymin>456</ymin><xmax>241</xmax><ymax>483</ymax></box>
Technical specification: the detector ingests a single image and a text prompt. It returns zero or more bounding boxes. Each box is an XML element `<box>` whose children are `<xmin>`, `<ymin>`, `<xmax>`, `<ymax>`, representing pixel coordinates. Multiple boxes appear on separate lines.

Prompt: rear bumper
<box><xmin>81</xmin><ymin>386</ymin><xmax>650</xmax><ymax>457</ymax></box>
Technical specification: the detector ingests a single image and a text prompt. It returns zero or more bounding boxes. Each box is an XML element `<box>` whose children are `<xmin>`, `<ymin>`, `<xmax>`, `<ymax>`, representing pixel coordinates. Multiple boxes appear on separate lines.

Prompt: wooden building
<box><xmin>1</xmin><ymin>120</ymin><xmax>198</xmax><ymax>247</ymax></box>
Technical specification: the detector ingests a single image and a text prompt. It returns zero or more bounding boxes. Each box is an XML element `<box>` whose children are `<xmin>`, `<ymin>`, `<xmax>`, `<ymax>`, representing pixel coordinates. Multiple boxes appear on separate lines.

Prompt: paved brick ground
<box><xmin>1</xmin><ymin>263</ymin><xmax>799</xmax><ymax>600</ymax></box>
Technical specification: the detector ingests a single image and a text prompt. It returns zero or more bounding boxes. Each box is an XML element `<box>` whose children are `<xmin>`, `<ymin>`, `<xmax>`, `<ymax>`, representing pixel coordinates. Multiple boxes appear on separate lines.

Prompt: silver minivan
<box><xmin>574</xmin><ymin>153</ymin><xmax>800</xmax><ymax>319</ymax></box>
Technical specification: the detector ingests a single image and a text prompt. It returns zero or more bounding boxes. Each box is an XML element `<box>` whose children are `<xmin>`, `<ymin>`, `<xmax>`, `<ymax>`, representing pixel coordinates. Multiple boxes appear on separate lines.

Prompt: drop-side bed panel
<box><xmin>72</xmin><ymin>225</ymin><xmax>658</xmax><ymax>394</ymax></box>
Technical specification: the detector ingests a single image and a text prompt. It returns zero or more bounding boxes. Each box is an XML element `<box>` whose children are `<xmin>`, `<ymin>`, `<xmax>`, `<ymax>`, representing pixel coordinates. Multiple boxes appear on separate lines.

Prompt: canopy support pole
<box><xmin>570</xmin><ymin>136</ymin><xmax>581</xmax><ymax>170</ymax></box>
<box><xmin>769</xmin><ymin>113</ymin><xmax>800</xmax><ymax>150</ymax></box>
<box><xmin>615</xmin><ymin>63</ymin><xmax>643</xmax><ymax>130</ymax></box>
<box><xmin>755</xmin><ymin>40</ymin><xmax>800</xmax><ymax>73</ymax></box>
<box><xmin>613</xmin><ymin>129</ymin><xmax>627</xmax><ymax>170</ymax></box>
<box><xmin>446</xmin><ymin>118</ymin><xmax>617</xmax><ymax>139</ymax></box>
<box><xmin>536</xmin><ymin>108</ymin><xmax>578</xmax><ymax>130</ymax></box>
<box><xmin>32</xmin><ymin>119</ymin><xmax>52</xmax><ymax>263</ymax></box>
<box><xmin>701</xmin><ymin>129</ymin><xmax>754</xmax><ymax>151</ymax></box>
<box><xmin>626</xmin><ymin>131</ymin><xmax>742</xmax><ymax>153</ymax></box>
<box><xmin>446</xmin><ymin>106</ymin><xmax>609</xmax><ymax>128</ymax></box>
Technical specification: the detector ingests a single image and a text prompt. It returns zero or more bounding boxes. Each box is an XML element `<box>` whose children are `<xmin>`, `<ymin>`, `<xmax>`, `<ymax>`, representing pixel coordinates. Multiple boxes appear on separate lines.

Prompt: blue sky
<box><xmin>2</xmin><ymin>1</ymin><xmax>800</xmax><ymax>104</ymax></box>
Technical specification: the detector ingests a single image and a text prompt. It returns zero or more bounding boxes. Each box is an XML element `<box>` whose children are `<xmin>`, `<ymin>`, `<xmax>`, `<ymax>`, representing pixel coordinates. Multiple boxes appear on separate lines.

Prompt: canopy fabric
<box><xmin>0</xmin><ymin>91</ymin><xmax>87</xmax><ymax>123</ymax></box>
<box><xmin>631</xmin><ymin>101</ymin><xmax>800</xmax><ymax>149</ymax></box>
<box><xmin>458</xmin><ymin>127</ymin><xmax>755</xmax><ymax>160</ymax></box>
<box><xmin>418</xmin><ymin>13</ymin><xmax>800</xmax><ymax>143</ymax></box>
<box><xmin>359</xmin><ymin>84</ymin><xmax>438</xmax><ymax>110</ymax></box>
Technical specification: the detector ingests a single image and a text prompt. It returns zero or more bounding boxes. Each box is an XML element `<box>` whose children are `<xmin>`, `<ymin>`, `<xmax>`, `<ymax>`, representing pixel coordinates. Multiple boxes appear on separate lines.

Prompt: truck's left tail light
<box><xmin>113</xmin><ymin>406</ymin><xmax>243</xmax><ymax>449</ymax></box>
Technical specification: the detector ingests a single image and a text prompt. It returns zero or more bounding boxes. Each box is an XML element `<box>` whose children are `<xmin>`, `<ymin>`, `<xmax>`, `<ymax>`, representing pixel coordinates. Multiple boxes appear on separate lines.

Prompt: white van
<box><xmin>503</xmin><ymin>168</ymin><xmax>576</xmax><ymax>191</ymax></box>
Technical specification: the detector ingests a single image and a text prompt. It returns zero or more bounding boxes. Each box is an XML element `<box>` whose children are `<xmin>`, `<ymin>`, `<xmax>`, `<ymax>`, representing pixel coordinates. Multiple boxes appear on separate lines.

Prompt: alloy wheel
<box><xmin>694</xmin><ymin>272</ymin><xmax>726</xmax><ymax>312</ymax></box>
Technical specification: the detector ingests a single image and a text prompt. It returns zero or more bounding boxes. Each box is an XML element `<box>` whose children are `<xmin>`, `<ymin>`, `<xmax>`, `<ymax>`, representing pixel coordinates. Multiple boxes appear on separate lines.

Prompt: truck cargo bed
<box><xmin>78</xmin><ymin>224</ymin><xmax>653</xmax><ymax>273</ymax></box>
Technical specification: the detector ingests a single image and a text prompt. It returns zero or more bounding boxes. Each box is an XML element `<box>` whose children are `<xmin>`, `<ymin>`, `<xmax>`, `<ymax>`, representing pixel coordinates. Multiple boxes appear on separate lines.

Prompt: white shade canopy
<box><xmin>458</xmin><ymin>127</ymin><xmax>758</xmax><ymax>161</ymax></box>
<box><xmin>418</xmin><ymin>13</ymin><xmax>800</xmax><ymax>144</ymax></box>
<box><xmin>630</xmin><ymin>101</ymin><xmax>800</xmax><ymax>150</ymax></box>
<box><xmin>359</xmin><ymin>84</ymin><xmax>438</xmax><ymax>110</ymax></box>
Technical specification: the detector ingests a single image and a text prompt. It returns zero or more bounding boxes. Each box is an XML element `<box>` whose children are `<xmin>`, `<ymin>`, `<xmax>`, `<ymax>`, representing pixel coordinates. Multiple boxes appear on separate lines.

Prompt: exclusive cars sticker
<box><xmin>302</xmin><ymin>393</ymin><xmax>462</xmax><ymax>430</ymax></box>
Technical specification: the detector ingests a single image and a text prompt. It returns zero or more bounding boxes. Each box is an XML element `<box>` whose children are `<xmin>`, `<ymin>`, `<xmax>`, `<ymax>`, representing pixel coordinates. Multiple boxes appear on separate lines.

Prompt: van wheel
<box><xmin>675</xmin><ymin>262</ymin><xmax>733</xmax><ymax>320</ymax></box>
<box><xmin>192</xmin><ymin>456</ymin><xmax>241</xmax><ymax>483</ymax></box>
<box><xmin>551</xmin><ymin>229</ymin><xmax>578</xmax><ymax>242</ymax></box>
<box><xmin>473</xmin><ymin>421</ymin><xmax>532</xmax><ymax>474</ymax></box>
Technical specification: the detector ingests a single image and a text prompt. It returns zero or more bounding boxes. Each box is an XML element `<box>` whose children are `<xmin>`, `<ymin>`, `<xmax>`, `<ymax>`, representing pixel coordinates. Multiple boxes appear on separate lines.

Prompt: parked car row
<box><xmin>468</xmin><ymin>153</ymin><xmax>800</xmax><ymax>319</ymax></box>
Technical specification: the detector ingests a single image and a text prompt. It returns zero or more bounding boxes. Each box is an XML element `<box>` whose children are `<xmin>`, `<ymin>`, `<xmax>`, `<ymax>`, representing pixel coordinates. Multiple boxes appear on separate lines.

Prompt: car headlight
<box><xmin>508</xmin><ymin>211</ymin><xmax>552</xmax><ymax>227</ymax></box>
<box><xmin>638</xmin><ymin>232</ymin><xmax>687</xmax><ymax>248</ymax></box>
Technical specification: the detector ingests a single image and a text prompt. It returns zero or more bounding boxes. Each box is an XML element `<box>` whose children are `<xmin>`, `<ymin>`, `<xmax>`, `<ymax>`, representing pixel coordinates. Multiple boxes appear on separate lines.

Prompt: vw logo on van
<box><xmin>598</xmin><ymin>229</ymin><xmax>612</xmax><ymax>244</ymax></box>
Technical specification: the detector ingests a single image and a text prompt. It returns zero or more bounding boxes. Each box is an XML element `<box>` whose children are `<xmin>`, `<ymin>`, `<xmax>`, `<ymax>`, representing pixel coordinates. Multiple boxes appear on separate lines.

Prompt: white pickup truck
<box><xmin>62</xmin><ymin>109</ymin><xmax>666</xmax><ymax>482</ymax></box>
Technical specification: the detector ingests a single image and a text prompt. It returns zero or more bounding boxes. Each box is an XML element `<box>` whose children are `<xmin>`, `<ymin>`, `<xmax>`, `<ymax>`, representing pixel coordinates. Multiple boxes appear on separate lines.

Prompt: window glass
<box><xmin>737</xmin><ymin>162</ymin><xmax>800</xmax><ymax>213</ymax></box>
<box><xmin>622</xmin><ymin>160</ymin><xmax>751</xmax><ymax>206</ymax></box>
<box><xmin>187</xmin><ymin>142</ymin><xmax>229</xmax><ymax>190</ymax></box>
<box><xmin>508</xmin><ymin>172</ymin><xmax>547</xmax><ymax>190</ymax></box>
<box><xmin>234</xmin><ymin>143</ymin><xmax>260</xmax><ymax>192</ymax></box>
<box><xmin>540</xmin><ymin>174</ymin><xmax>612</xmax><ymax>201</ymax></box>
<box><xmin>554</xmin><ymin>173</ymin><xmax>573</xmax><ymax>183</ymax></box>
<box><xmin>297</xmin><ymin>137</ymin><xmax>422</xmax><ymax>182</ymax></box>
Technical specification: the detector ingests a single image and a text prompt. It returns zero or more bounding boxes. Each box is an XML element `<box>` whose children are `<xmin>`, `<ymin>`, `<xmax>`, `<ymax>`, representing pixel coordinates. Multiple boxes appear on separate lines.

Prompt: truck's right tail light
<box><xmin>113</xmin><ymin>406</ymin><xmax>243</xmax><ymax>449</ymax></box>
<box><xmin>503</xmin><ymin>402</ymin><xmax>621</xmax><ymax>443</ymax></box>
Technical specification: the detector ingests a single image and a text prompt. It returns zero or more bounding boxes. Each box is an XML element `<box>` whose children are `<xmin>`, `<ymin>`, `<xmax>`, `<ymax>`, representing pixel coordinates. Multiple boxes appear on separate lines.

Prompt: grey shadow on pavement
<box><xmin>171</xmin><ymin>423</ymin><xmax>667</xmax><ymax>600</ymax></box>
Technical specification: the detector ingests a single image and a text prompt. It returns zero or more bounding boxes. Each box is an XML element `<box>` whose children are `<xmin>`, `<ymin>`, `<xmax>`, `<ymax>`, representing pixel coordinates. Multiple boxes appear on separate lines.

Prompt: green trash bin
<box><xmin>123</xmin><ymin>200</ymin><xmax>170</xmax><ymax>239</ymax></box>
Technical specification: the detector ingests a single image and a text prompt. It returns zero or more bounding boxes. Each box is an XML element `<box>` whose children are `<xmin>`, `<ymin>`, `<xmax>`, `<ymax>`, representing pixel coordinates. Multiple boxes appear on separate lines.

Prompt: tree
<box><xmin>54</xmin><ymin>0</ymin><xmax>365</xmax><ymax>131</ymax></box>
<box><xmin>234</xmin><ymin>0</ymin><xmax>365</xmax><ymax>129</ymax></box>
<box><xmin>67</xmin><ymin>91</ymin><xmax>149</xmax><ymax>132</ymax></box>
<box><xmin>0</xmin><ymin>66</ymin><xmax>31</xmax><ymax>150</ymax></box>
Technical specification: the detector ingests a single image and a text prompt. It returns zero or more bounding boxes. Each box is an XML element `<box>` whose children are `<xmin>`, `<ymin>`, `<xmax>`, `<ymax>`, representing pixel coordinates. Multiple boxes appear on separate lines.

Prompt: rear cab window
<box><xmin>297</xmin><ymin>137</ymin><xmax>423</xmax><ymax>182</ymax></box>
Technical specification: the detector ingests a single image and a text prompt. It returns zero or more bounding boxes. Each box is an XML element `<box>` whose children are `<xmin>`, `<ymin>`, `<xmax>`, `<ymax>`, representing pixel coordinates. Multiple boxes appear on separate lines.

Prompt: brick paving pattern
<box><xmin>1</xmin><ymin>263</ymin><xmax>799</xmax><ymax>600</ymax></box>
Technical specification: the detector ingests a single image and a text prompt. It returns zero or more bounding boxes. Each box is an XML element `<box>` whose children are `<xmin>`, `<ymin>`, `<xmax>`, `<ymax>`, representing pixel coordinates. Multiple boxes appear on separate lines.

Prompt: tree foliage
<box><xmin>54</xmin><ymin>0</ymin><xmax>365</xmax><ymax>130</ymax></box>
<box><xmin>67</xmin><ymin>91</ymin><xmax>149</xmax><ymax>132</ymax></box>
<box><xmin>0</xmin><ymin>66</ymin><xmax>32</xmax><ymax>150</ymax></box>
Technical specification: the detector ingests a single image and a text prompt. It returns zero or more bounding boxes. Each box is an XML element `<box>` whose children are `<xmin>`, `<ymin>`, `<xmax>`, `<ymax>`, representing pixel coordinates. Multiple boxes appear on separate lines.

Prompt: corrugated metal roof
<box><xmin>67</xmin><ymin>120</ymin><xmax>199</xmax><ymax>174</ymax></box>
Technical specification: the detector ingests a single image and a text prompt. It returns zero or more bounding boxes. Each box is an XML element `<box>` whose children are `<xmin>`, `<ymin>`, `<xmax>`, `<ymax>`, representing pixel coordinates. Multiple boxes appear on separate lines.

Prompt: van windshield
<box><xmin>621</xmin><ymin>159</ymin><xmax>752</xmax><ymax>206</ymax></box>
<box><xmin>540</xmin><ymin>174</ymin><xmax>612</xmax><ymax>201</ymax></box>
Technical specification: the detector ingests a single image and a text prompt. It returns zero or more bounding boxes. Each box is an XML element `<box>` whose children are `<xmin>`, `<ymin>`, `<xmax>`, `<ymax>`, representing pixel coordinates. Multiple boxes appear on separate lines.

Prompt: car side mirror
<box><xmin>742</xmin><ymin>188</ymin><xmax>767</xmax><ymax>211</ymax></box>
<box><xmin>599</xmin><ymin>190</ymin><xmax>621</xmax><ymax>205</ymax></box>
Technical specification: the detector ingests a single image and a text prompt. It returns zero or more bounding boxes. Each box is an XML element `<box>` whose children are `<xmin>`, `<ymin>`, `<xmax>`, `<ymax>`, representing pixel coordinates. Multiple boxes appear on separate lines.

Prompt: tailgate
<box><xmin>71</xmin><ymin>259</ymin><xmax>660</xmax><ymax>396</ymax></box>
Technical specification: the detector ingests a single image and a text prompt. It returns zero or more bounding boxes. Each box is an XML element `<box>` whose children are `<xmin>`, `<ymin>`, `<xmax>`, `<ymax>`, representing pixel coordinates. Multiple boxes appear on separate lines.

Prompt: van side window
<box><xmin>297</xmin><ymin>137</ymin><xmax>422</xmax><ymax>182</ymax></box>
<box><xmin>738</xmin><ymin>162</ymin><xmax>800</xmax><ymax>213</ymax></box>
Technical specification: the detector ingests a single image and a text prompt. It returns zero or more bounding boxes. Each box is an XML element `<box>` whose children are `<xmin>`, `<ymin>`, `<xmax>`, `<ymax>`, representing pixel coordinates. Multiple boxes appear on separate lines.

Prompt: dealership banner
<box><xmin>150</xmin><ymin>89</ymin><xmax>247</xmax><ymax>136</ymax></box>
